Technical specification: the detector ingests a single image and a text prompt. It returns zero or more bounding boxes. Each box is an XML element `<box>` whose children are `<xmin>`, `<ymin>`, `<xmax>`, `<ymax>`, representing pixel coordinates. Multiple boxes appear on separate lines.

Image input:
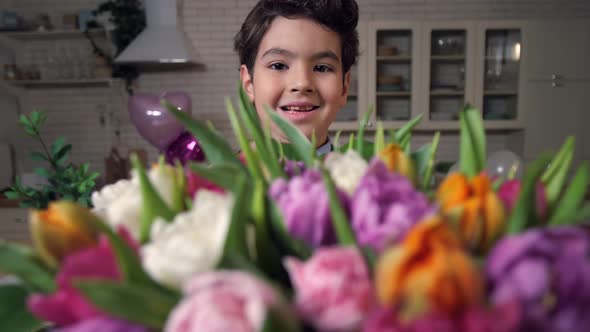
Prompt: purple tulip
<box><xmin>486</xmin><ymin>226</ymin><xmax>590</xmax><ymax>332</ymax></box>
<box><xmin>269</xmin><ymin>169</ymin><xmax>345</xmax><ymax>247</ymax></box>
<box><xmin>351</xmin><ymin>160</ymin><xmax>435</xmax><ymax>252</ymax></box>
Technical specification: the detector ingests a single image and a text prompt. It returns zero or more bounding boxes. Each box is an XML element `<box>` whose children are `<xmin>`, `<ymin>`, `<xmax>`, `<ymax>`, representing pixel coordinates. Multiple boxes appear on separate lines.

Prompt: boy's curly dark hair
<box><xmin>234</xmin><ymin>0</ymin><xmax>359</xmax><ymax>79</ymax></box>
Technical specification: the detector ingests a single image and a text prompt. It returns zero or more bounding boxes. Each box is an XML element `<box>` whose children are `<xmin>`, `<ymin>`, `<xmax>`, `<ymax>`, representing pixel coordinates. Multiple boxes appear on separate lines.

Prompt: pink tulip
<box><xmin>284</xmin><ymin>247</ymin><xmax>373</xmax><ymax>331</ymax></box>
<box><xmin>498</xmin><ymin>179</ymin><xmax>548</xmax><ymax>220</ymax></box>
<box><xmin>165</xmin><ymin>271</ymin><xmax>295</xmax><ymax>332</ymax></box>
<box><xmin>27</xmin><ymin>227</ymin><xmax>138</xmax><ymax>326</ymax></box>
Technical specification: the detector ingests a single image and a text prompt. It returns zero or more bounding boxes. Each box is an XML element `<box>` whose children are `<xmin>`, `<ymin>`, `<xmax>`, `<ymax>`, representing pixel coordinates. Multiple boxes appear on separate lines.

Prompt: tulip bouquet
<box><xmin>1</xmin><ymin>86</ymin><xmax>590</xmax><ymax>332</ymax></box>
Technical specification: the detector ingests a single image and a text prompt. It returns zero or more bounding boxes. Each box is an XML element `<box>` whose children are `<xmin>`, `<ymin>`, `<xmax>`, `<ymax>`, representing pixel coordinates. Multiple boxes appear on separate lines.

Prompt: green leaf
<box><xmin>393</xmin><ymin>114</ymin><xmax>423</xmax><ymax>146</ymax></box>
<box><xmin>0</xmin><ymin>285</ymin><xmax>46</xmax><ymax>332</ymax></box>
<box><xmin>541</xmin><ymin>136</ymin><xmax>574</xmax><ymax>183</ymax></box>
<box><xmin>84</xmin><ymin>214</ymin><xmax>167</xmax><ymax>291</ymax></box>
<box><xmin>542</xmin><ymin>137</ymin><xmax>575</xmax><ymax>211</ymax></box>
<box><xmin>419</xmin><ymin>132</ymin><xmax>440</xmax><ymax>190</ymax></box>
<box><xmin>163</xmin><ymin>100</ymin><xmax>244</xmax><ymax>169</ymax></box>
<box><xmin>459</xmin><ymin>106</ymin><xmax>486</xmax><ymax>177</ymax></box>
<box><xmin>75</xmin><ymin>280</ymin><xmax>179</xmax><ymax>329</ymax></box>
<box><xmin>320</xmin><ymin>168</ymin><xmax>356</xmax><ymax>245</ymax></box>
<box><xmin>4</xmin><ymin>190</ymin><xmax>20</xmax><ymax>199</ymax></box>
<box><xmin>18</xmin><ymin>114</ymin><xmax>31</xmax><ymax>130</ymax></box>
<box><xmin>506</xmin><ymin>154</ymin><xmax>552</xmax><ymax>234</ymax></box>
<box><xmin>265</xmin><ymin>107</ymin><xmax>314</xmax><ymax>167</ymax></box>
<box><xmin>356</xmin><ymin>106</ymin><xmax>374</xmax><ymax>156</ymax></box>
<box><xmin>333</xmin><ymin>130</ymin><xmax>342</xmax><ymax>148</ymax></box>
<box><xmin>0</xmin><ymin>241</ymin><xmax>56</xmax><ymax>293</ymax></box>
<box><xmin>548</xmin><ymin>162</ymin><xmax>589</xmax><ymax>226</ymax></box>
<box><xmin>226</xmin><ymin>98</ymin><xmax>266</xmax><ymax>182</ymax></box>
<box><xmin>50</xmin><ymin>137</ymin><xmax>66</xmax><ymax>156</ymax></box>
<box><xmin>34</xmin><ymin>167</ymin><xmax>50</xmax><ymax>179</ymax></box>
<box><xmin>261</xmin><ymin>307</ymin><xmax>301</xmax><ymax>332</ymax></box>
<box><xmin>221</xmin><ymin>175</ymin><xmax>250</xmax><ymax>255</ymax></box>
<box><xmin>237</xmin><ymin>84</ymin><xmax>284</xmax><ymax>179</ymax></box>
<box><xmin>53</xmin><ymin>144</ymin><xmax>72</xmax><ymax>166</ymax></box>
<box><xmin>374</xmin><ymin>122</ymin><xmax>385</xmax><ymax>155</ymax></box>
<box><xmin>131</xmin><ymin>155</ymin><xmax>175</xmax><ymax>243</ymax></box>
<box><xmin>29</xmin><ymin>151</ymin><xmax>48</xmax><ymax>163</ymax></box>
<box><xmin>189</xmin><ymin>162</ymin><xmax>246</xmax><ymax>192</ymax></box>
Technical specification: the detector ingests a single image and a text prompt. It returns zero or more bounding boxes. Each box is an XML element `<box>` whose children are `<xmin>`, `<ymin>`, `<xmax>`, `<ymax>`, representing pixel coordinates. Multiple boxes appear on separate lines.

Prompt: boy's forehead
<box><xmin>256</xmin><ymin>17</ymin><xmax>342</xmax><ymax>61</ymax></box>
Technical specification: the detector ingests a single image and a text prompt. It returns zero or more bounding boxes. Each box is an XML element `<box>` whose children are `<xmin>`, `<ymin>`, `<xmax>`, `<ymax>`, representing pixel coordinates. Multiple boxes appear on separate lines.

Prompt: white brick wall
<box><xmin>2</xmin><ymin>0</ymin><xmax>589</xmax><ymax>185</ymax></box>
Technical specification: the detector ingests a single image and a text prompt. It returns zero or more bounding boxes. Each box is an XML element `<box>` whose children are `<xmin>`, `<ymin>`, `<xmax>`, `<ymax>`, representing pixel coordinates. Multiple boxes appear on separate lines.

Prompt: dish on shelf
<box><xmin>378</xmin><ymin>75</ymin><xmax>402</xmax><ymax>86</ymax></box>
<box><xmin>378</xmin><ymin>45</ymin><xmax>399</xmax><ymax>56</ymax></box>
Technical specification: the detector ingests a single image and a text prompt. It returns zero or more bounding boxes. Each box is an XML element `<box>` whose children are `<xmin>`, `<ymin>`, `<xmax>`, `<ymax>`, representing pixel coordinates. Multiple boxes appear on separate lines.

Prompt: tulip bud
<box><xmin>437</xmin><ymin>172</ymin><xmax>506</xmax><ymax>252</ymax></box>
<box><xmin>30</xmin><ymin>201</ymin><xmax>101</xmax><ymax>268</ymax></box>
<box><xmin>378</xmin><ymin>143</ymin><xmax>417</xmax><ymax>184</ymax></box>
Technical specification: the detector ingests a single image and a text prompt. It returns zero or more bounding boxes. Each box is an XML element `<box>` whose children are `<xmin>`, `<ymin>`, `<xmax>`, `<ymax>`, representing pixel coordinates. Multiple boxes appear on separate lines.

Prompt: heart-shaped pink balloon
<box><xmin>128</xmin><ymin>91</ymin><xmax>192</xmax><ymax>150</ymax></box>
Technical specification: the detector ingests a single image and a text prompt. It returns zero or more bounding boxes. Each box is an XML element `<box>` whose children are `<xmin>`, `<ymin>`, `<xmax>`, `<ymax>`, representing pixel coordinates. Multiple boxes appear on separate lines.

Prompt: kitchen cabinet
<box><xmin>0</xmin><ymin>208</ymin><xmax>29</xmax><ymax>243</ymax></box>
<box><xmin>332</xmin><ymin>20</ymin><xmax>527</xmax><ymax>131</ymax></box>
<box><xmin>331</xmin><ymin>21</ymin><xmax>369</xmax><ymax>131</ymax></box>
<box><xmin>521</xmin><ymin>20</ymin><xmax>590</xmax><ymax>164</ymax></box>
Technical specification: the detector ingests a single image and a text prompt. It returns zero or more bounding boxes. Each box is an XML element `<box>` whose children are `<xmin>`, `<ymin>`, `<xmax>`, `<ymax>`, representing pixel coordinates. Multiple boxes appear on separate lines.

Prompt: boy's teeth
<box><xmin>283</xmin><ymin>106</ymin><xmax>315</xmax><ymax>112</ymax></box>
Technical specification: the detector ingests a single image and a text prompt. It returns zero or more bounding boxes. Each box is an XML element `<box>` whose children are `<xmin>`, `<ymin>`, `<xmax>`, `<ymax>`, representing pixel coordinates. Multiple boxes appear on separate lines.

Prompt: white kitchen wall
<box><xmin>2</xmin><ymin>0</ymin><xmax>590</xmax><ymax>186</ymax></box>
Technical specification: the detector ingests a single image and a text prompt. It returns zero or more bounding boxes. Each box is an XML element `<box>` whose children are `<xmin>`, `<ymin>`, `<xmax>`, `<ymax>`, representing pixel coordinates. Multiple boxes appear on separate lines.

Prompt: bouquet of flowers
<box><xmin>1</xmin><ymin>86</ymin><xmax>590</xmax><ymax>332</ymax></box>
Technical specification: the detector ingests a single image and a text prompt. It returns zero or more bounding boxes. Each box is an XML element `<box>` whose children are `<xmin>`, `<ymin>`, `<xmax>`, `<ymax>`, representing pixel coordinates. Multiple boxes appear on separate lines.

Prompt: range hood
<box><xmin>114</xmin><ymin>0</ymin><xmax>201</xmax><ymax>65</ymax></box>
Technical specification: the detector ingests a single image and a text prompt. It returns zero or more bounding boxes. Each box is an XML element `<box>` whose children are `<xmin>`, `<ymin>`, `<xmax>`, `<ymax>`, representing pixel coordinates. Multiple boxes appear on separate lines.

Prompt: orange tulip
<box><xmin>375</xmin><ymin>217</ymin><xmax>484</xmax><ymax>320</ymax></box>
<box><xmin>436</xmin><ymin>172</ymin><xmax>505</xmax><ymax>252</ymax></box>
<box><xmin>378</xmin><ymin>143</ymin><xmax>416</xmax><ymax>183</ymax></box>
<box><xmin>30</xmin><ymin>201</ymin><xmax>101</xmax><ymax>268</ymax></box>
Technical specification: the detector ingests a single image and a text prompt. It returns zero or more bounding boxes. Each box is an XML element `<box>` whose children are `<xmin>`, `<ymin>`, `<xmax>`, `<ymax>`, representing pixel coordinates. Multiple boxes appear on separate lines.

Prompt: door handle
<box><xmin>551</xmin><ymin>82</ymin><xmax>563</xmax><ymax>88</ymax></box>
<box><xmin>551</xmin><ymin>74</ymin><xmax>563</xmax><ymax>80</ymax></box>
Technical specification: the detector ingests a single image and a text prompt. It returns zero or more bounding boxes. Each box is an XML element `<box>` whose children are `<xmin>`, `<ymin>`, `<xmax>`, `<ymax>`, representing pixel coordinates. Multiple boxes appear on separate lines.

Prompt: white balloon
<box><xmin>487</xmin><ymin>150</ymin><xmax>523</xmax><ymax>180</ymax></box>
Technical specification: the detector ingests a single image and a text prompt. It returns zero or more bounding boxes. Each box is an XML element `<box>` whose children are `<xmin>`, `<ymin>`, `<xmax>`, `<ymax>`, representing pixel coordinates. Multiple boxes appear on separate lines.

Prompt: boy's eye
<box><xmin>269</xmin><ymin>63</ymin><xmax>288</xmax><ymax>71</ymax></box>
<box><xmin>314</xmin><ymin>64</ymin><xmax>333</xmax><ymax>73</ymax></box>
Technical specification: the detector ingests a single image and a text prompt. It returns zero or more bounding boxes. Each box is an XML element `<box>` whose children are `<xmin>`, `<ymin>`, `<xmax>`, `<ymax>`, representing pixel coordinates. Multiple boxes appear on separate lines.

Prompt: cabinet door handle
<box><xmin>551</xmin><ymin>82</ymin><xmax>563</xmax><ymax>88</ymax></box>
<box><xmin>551</xmin><ymin>74</ymin><xmax>563</xmax><ymax>80</ymax></box>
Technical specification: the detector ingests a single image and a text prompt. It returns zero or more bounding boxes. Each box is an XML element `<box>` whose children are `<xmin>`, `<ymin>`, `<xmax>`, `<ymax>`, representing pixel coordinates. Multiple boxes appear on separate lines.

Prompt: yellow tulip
<box><xmin>30</xmin><ymin>201</ymin><xmax>101</xmax><ymax>268</ymax></box>
<box><xmin>437</xmin><ymin>172</ymin><xmax>505</xmax><ymax>252</ymax></box>
<box><xmin>375</xmin><ymin>217</ymin><xmax>483</xmax><ymax>320</ymax></box>
<box><xmin>378</xmin><ymin>143</ymin><xmax>416</xmax><ymax>183</ymax></box>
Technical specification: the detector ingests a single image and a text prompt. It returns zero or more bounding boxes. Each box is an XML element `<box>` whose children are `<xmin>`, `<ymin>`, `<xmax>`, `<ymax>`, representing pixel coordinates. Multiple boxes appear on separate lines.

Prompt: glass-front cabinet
<box><xmin>474</xmin><ymin>21</ymin><xmax>524</xmax><ymax>129</ymax></box>
<box><xmin>345</xmin><ymin>20</ymin><xmax>527</xmax><ymax>131</ymax></box>
<box><xmin>367</xmin><ymin>22</ymin><xmax>421</xmax><ymax>128</ymax></box>
<box><xmin>420</xmin><ymin>22</ymin><xmax>477</xmax><ymax>129</ymax></box>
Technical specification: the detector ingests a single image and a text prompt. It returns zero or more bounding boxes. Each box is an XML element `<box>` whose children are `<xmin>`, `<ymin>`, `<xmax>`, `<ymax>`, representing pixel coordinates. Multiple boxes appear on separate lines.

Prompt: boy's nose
<box><xmin>289</xmin><ymin>68</ymin><xmax>315</xmax><ymax>93</ymax></box>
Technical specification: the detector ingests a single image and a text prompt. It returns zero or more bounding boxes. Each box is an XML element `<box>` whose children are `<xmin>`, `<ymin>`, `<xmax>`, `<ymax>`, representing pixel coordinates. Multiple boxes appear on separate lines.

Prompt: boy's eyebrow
<box><xmin>261</xmin><ymin>48</ymin><xmax>340</xmax><ymax>62</ymax></box>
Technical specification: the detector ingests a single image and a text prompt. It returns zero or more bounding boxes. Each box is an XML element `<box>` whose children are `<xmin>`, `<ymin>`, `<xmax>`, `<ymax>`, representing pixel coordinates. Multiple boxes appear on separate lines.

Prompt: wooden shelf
<box><xmin>377</xmin><ymin>91</ymin><xmax>412</xmax><ymax>97</ymax></box>
<box><xmin>430</xmin><ymin>90</ymin><xmax>464</xmax><ymax>96</ymax></box>
<box><xmin>431</xmin><ymin>55</ymin><xmax>465</xmax><ymax>61</ymax></box>
<box><xmin>6</xmin><ymin>78</ymin><xmax>119</xmax><ymax>88</ymax></box>
<box><xmin>377</xmin><ymin>55</ymin><xmax>412</xmax><ymax>62</ymax></box>
<box><xmin>0</xmin><ymin>29</ymin><xmax>105</xmax><ymax>40</ymax></box>
<box><xmin>484</xmin><ymin>90</ymin><xmax>518</xmax><ymax>96</ymax></box>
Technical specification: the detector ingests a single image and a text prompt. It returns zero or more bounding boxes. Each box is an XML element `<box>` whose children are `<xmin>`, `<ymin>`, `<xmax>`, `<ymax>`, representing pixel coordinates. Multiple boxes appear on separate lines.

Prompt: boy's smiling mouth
<box><xmin>279</xmin><ymin>103</ymin><xmax>320</xmax><ymax>113</ymax></box>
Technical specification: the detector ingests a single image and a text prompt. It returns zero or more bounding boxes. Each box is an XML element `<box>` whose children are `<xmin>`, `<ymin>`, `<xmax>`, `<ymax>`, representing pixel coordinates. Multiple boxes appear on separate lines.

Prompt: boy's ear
<box><xmin>340</xmin><ymin>70</ymin><xmax>351</xmax><ymax>104</ymax></box>
<box><xmin>240</xmin><ymin>64</ymin><xmax>255</xmax><ymax>102</ymax></box>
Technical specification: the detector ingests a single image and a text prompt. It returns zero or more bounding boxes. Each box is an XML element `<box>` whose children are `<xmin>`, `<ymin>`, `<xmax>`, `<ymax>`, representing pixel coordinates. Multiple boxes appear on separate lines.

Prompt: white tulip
<box><xmin>91</xmin><ymin>165</ymin><xmax>178</xmax><ymax>241</ymax></box>
<box><xmin>141</xmin><ymin>190</ymin><xmax>234</xmax><ymax>289</ymax></box>
<box><xmin>324</xmin><ymin>150</ymin><xmax>368</xmax><ymax>195</ymax></box>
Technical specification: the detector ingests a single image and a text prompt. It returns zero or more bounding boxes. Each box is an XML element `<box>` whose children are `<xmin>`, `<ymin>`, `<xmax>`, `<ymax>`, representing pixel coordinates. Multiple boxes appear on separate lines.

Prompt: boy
<box><xmin>234</xmin><ymin>0</ymin><xmax>359</xmax><ymax>153</ymax></box>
